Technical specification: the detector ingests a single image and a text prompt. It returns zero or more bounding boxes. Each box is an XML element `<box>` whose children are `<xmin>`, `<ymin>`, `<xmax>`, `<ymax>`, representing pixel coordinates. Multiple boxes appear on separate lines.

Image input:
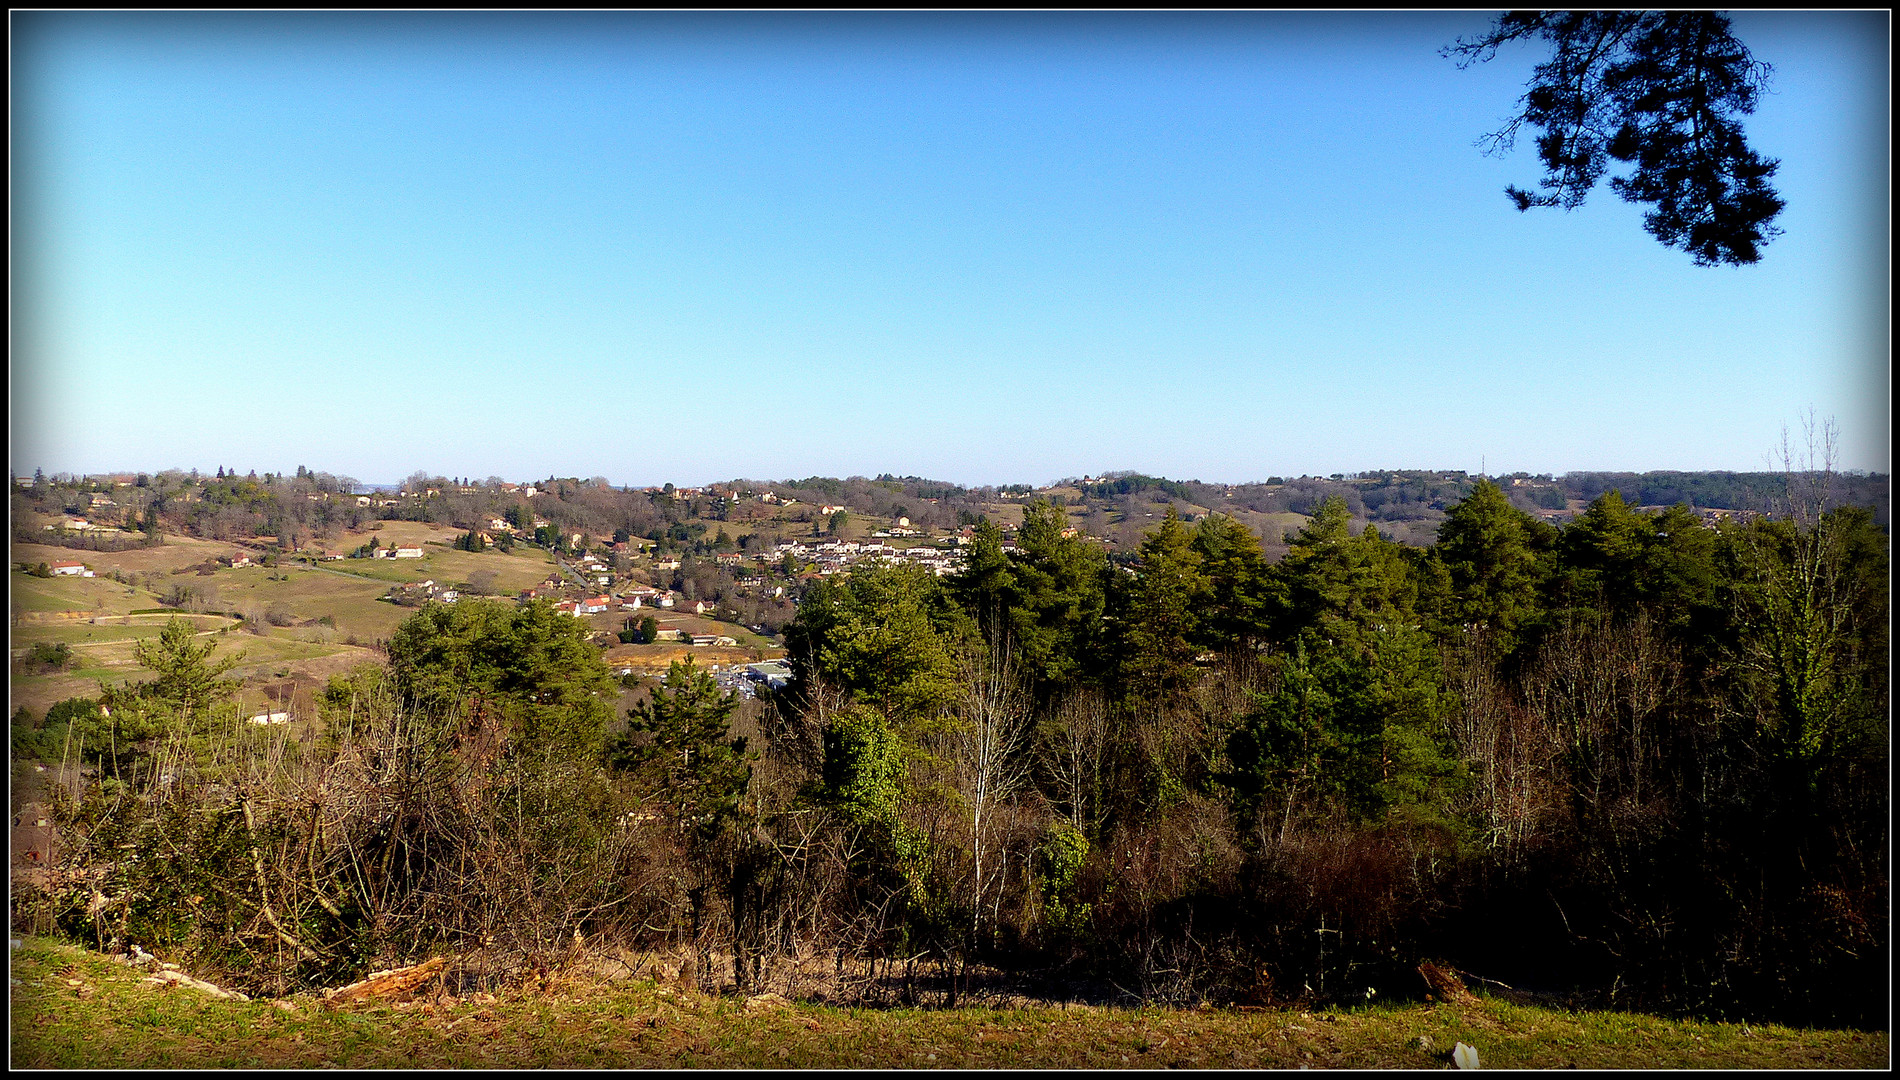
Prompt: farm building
<box><xmin>12</xmin><ymin>802</ymin><xmax>58</xmax><ymax>867</ymax></box>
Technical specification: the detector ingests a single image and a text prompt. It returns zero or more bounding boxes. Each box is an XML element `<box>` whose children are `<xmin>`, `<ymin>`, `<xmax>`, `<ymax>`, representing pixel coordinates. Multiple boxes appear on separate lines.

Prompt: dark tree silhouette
<box><xmin>1447</xmin><ymin>11</ymin><xmax>1784</xmax><ymax>267</ymax></box>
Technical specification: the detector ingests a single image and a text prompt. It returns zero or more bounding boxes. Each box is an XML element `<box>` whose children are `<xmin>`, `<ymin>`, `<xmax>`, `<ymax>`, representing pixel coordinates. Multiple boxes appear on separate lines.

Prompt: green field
<box><xmin>8</xmin><ymin>938</ymin><xmax>1885</xmax><ymax>1070</ymax></box>
<box><xmin>8</xmin><ymin>570</ymin><xmax>151</xmax><ymax>616</ymax></box>
<box><xmin>7</xmin><ymin>613</ymin><xmax>370</xmax><ymax>720</ymax></box>
<box><xmin>8</xmin><ymin>534</ymin><xmax>560</xmax><ymax>723</ymax></box>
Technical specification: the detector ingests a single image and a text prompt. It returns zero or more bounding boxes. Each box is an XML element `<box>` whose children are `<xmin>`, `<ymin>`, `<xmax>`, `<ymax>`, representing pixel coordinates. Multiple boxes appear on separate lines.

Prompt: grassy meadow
<box><xmin>8</xmin><ymin>937</ymin><xmax>1885</xmax><ymax>1070</ymax></box>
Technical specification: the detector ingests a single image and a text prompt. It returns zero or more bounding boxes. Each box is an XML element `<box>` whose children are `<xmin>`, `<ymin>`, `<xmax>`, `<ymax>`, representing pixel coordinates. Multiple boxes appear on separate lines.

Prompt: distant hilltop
<box><xmin>14</xmin><ymin>467</ymin><xmax>1885</xmax><ymax>563</ymax></box>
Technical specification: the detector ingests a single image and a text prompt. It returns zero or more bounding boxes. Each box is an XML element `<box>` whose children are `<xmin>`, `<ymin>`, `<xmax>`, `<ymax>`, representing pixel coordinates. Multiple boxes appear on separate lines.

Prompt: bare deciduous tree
<box><xmin>1039</xmin><ymin>685</ymin><xmax>1113</xmax><ymax>839</ymax></box>
<box><xmin>949</xmin><ymin>637</ymin><xmax>1033</xmax><ymax>940</ymax></box>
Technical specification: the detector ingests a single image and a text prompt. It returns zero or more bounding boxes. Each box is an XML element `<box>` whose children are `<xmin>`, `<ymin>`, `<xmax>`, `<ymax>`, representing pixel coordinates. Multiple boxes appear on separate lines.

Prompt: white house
<box><xmin>248</xmin><ymin>711</ymin><xmax>292</xmax><ymax>726</ymax></box>
<box><xmin>49</xmin><ymin>561</ymin><xmax>87</xmax><ymax>576</ymax></box>
<box><xmin>392</xmin><ymin>546</ymin><xmax>424</xmax><ymax>558</ymax></box>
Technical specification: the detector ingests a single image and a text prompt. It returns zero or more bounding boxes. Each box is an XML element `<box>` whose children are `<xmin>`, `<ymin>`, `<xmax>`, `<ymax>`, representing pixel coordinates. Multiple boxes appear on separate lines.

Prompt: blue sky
<box><xmin>11</xmin><ymin>12</ymin><xmax>1888</xmax><ymax>487</ymax></box>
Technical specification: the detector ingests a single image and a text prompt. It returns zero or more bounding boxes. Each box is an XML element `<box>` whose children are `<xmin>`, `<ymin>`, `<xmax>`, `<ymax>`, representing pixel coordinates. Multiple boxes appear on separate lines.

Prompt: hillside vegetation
<box><xmin>10</xmin><ymin>460</ymin><xmax>1888</xmax><ymax>1042</ymax></box>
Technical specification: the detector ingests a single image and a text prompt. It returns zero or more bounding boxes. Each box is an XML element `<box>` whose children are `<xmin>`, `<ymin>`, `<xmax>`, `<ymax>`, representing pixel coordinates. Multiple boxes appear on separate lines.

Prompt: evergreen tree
<box><xmin>1005</xmin><ymin>501</ymin><xmax>1109</xmax><ymax>694</ymax></box>
<box><xmin>132</xmin><ymin>616</ymin><xmax>241</xmax><ymax>722</ymax></box>
<box><xmin>1269</xmin><ymin>497</ymin><xmax>1418</xmax><ymax>646</ymax></box>
<box><xmin>612</xmin><ymin>658</ymin><xmax>750</xmax><ymax>832</ymax></box>
<box><xmin>948</xmin><ymin>517</ymin><xmax>1017</xmax><ymax>647</ymax></box>
<box><xmin>1190</xmin><ymin>512</ymin><xmax>1272</xmax><ymax>653</ymax></box>
<box><xmin>1114</xmin><ymin>507</ymin><xmax>1205</xmax><ymax>699</ymax></box>
<box><xmin>1435</xmin><ymin>479</ymin><xmax>1545</xmax><ymax>648</ymax></box>
<box><xmin>385</xmin><ymin>600</ymin><xmax>616</xmax><ymax>760</ymax></box>
<box><xmin>785</xmin><ymin>561</ymin><xmax>971</xmax><ymax>728</ymax></box>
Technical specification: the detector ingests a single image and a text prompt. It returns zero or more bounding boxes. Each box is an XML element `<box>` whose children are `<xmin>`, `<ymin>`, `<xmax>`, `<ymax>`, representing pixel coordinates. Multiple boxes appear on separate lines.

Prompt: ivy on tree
<box><xmin>1447</xmin><ymin>11</ymin><xmax>1784</xmax><ymax>266</ymax></box>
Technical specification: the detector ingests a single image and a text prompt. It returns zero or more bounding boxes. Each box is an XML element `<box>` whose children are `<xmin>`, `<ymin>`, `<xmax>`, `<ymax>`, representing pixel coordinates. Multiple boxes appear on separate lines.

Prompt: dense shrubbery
<box><xmin>15</xmin><ymin>467</ymin><xmax>1886</xmax><ymax>1026</ymax></box>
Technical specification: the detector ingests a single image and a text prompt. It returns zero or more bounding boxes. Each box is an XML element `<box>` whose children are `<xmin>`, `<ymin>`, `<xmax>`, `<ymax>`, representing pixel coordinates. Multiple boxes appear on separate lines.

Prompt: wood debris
<box><xmin>324</xmin><ymin>956</ymin><xmax>447</xmax><ymax>1005</ymax></box>
<box><xmin>1416</xmin><ymin>960</ymin><xmax>1479</xmax><ymax>1007</ymax></box>
<box><xmin>142</xmin><ymin>968</ymin><xmax>251</xmax><ymax>1001</ymax></box>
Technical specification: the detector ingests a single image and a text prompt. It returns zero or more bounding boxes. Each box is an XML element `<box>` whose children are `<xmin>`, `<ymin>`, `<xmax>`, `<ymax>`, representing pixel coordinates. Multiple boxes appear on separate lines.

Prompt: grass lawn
<box><xmin>9</xmin><ymin>937</ymin><xmax>1885</xmax><ymax>1070</ymax></box>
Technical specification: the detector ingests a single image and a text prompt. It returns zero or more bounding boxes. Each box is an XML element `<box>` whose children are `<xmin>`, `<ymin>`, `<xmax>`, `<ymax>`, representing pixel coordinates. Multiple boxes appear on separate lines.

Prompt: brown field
<box><xmin>579</xmin><ymin>609</ymin><xmax>776</xmax><ymax>649</ymax></box>
<box><xmin>336</xmin><ymin>519</ymin><xmax>463</xmax><ymax>548</ymax></box>
<box><xmin>11</xmin><ymin>535</ymin><xmax>238</xmax><ymax>575</ymax></box>
<box><xmin>602</xmin><ymin>643</ymin><xmax>783</xmax><ymax>674</ymax></box>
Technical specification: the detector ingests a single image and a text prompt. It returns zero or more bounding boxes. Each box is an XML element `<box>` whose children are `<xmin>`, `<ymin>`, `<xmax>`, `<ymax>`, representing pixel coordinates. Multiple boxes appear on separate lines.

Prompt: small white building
<box><xmin>248</xmin><ymin>711</ymin><xmax>292</xmax><ymax>726</ymax></box>
<box><xmin>392</xmin><ymin>546</ymin><xmax>424</xmax><ymax>558</ymax></box>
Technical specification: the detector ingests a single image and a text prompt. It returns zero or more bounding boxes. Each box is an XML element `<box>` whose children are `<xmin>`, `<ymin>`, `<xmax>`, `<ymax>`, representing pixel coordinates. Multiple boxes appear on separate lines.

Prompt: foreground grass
<box><xmin>8</xmin><ymin>939</ymin><xmax>1886</xmax><ymax>1069</ymax></box>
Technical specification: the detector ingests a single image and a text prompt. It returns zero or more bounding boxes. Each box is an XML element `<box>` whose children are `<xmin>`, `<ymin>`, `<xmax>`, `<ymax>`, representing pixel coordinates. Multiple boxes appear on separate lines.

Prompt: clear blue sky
<box><xmin>11</xmin><ymin>12</ymin><xmax>1889</xmax><ymax>487</ymax></box>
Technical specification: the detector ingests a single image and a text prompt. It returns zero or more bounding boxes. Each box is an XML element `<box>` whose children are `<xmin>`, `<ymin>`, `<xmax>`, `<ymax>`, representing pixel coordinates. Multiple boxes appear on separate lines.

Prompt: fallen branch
<box><xmin>323</xmin><ymin>956</ymin><xmax>448</xmax><ymax>1005</ymax></box>
<box><xmin>144</xmin><ymin>968</ymin><xmax>251</xmax><ymax>1001</ymax></box>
